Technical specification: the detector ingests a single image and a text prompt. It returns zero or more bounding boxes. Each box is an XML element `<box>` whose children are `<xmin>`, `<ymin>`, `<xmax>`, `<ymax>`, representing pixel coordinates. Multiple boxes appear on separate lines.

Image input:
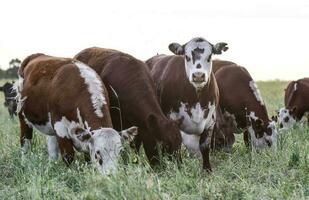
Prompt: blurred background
<box><xmin>0</xmin><ymin>0</ymin><xmax>308</xmax><ymax>80</ymax></box>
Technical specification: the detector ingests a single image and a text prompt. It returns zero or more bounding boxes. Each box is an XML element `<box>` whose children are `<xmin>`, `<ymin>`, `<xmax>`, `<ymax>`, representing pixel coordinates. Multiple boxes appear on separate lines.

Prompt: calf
<box><xmin>16</xmin><ymin>53</ymin><xmax>137</xmax><ymax>174</ymax></box>
<box><xmin>74</xmin><ymin>48</ymin><xmax>182</xmax><ymax>166</ymax></box>
<box><xmin>215</xmin><ymin>65</ymin><xmax>277</xmax><ymax>149</ymax></box>
<box><xmin>146</xmin><ymin>37</ymin><xmax>228</xmax><ymax>171</ymax></box>
<box><xmin>0</xmin><ymin>81</ymin><xmax>17</xmax><ymax>118</ymax></box>
<box><xmin>278</xmin><ymin>78</ymin><xmax>309</xmax><ymax>129</ymax></box>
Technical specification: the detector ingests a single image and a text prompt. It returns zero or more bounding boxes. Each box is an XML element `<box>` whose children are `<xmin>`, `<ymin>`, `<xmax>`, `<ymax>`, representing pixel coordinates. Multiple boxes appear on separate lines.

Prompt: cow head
<box><xmin>169</xmin><ymin>37</ymin><xmax>228</xmax><ymax>90</ymax></box>
<box><xmin>248</xmin><ymin>112</ymin><xmax>278</xmax><ymax>149</ymax></box>
<box><xmin>71</xmin><ymin>126</ymin><xmax>138</xmax><ymax>175</ymax></box>
<box><xmin>146</xmin><ymin>114</ymin><xmax>182</xmax><ymax>158</ymax></box>
<box><xmin>277</xmin><ymin>107</ymin><xmax>297</xmax><ymax>129</ymax></box>
<box><xmin>212</xmin><ymin>112</ymin><xmax>236</xmax><ymax>152</ymax></box>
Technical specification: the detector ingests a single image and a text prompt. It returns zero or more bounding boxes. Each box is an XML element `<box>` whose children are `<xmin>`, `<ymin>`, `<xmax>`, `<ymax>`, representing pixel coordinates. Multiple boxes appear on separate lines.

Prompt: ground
<box><xmin>0</xmin><ymin>80</ymin><xmax>308</xmax><ymax>200</ymax></box>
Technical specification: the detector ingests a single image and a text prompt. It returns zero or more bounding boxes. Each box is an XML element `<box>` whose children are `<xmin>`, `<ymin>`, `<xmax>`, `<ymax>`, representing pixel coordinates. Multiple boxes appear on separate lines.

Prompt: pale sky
<box><xmin>0</xmin><ymin>0</ymin><xmax>308</xmax><ymax>80</ymax></box>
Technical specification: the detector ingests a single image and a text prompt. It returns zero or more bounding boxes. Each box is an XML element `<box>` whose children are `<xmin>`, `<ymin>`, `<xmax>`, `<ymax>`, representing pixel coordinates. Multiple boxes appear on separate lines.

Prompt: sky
<box><xmin>0</xmin><ymin>0</ymin><xmax>308</xmax><ymax>80</ymax></box>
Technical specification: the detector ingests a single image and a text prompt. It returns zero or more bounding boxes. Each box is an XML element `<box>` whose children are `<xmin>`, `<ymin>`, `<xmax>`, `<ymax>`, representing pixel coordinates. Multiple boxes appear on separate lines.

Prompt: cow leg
<box><xmin>57</xmin><ymin>137</ymin><xmax>75</xmax><ymax>165</ymax></box>
<box><xmin>47</xmin><ymin>136</ymin><xmax>59</xmax><ymax>161</ymax></box>
<box><xmin>19</xmin><ymin>113</ymin><xmax>33</xmax><ymax>155</ymax></box>
<box><xmin>199</xmin><ymin>128</ymin><xmax>214</xmax><ymax>172</ymax></box>
<box><xmin>243</xmin><ymin>129</ymin><xmax>251</xmax><ymax>148</ymax></box>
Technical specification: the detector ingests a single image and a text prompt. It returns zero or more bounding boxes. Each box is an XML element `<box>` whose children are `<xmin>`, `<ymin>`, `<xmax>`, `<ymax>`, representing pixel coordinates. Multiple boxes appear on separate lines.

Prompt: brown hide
<box><xmin>284</xmin><ymin>78</ymin><xmax>309</xmax><ymax>120</ymax></box>
<box><xmin>74</xmin><ymin>47</ymin><xmax>182</xmax><ymax>166</ymax></box>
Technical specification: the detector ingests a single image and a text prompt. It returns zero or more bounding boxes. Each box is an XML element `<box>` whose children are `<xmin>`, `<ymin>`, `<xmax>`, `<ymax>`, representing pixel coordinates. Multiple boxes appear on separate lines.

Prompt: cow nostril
<box><xmin>279</xmin><ymin>123</ymin><xmax>283</xmax><ymax>128</ymax></box>
<box><xmin>196</xmin><ymin>64</ymin><xmax>201</xmax><ymax>69</ymax></box>
<box><xmin>266</xmin><ymin>140</ymin><xmax>272</xmax><ymax>147</ymax></box>
<box><xmin>284</xmin><ymin>116</ymin><xmax>289</xmax><ymax>123</ymax></box>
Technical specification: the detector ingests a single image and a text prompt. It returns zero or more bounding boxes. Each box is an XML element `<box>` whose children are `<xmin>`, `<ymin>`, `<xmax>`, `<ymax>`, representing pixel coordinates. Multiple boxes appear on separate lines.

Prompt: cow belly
<box><xmin>181</xmin><ymin>131</ymin><xmax>201</xmax><ymax>157</ymax></box>
<box><xmin>23</xmin><ymin>112</ymin><xmax>55</xmax><ymax>136</ymax></box>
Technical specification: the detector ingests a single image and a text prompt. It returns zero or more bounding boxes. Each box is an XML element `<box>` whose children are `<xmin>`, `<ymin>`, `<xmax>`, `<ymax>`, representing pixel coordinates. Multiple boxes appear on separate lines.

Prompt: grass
<box><xmin>0</xmin><ymin>79</ymin><xmax>308</xmax><ymax>200</ymax></box>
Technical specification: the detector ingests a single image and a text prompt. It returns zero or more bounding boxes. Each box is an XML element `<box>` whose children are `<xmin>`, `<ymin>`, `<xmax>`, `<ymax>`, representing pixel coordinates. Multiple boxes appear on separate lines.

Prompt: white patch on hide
<box><xmin>294</xmin><ymin>83</ymin><xmax>297</xmax><ymax>91</ymax></box>
<box><xmin>249</xmin><ymin>80</ymin><xmax>264</xmax><ymax>105</ymax></box>
<box><xmin>180</xmin><ymin>131</ymin><xmax>201</xmax><ymax>157</ymax></box>
<box><xmin>74</xmin><ymin>61</ymin><xmax>106</xmax><ymax>118</ymax></box>
<box><xmin>47</xmin><ymin>136</ymin><xmax>59</xmax><ymax>160</ymax></box>
<box><xmin>168</xmin><ymin>101</ymin><xmax>216</xmax><ymax>135</ymax></box>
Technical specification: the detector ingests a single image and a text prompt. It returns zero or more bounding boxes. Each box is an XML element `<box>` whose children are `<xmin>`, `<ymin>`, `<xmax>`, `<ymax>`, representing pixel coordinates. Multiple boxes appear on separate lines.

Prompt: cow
<box><xmin>278</xmin><ymin>78</ymin><xmax>309</xmax><ymax>129</ymax></box>
<box><xmin>215</xmin><ymin>65</ymin><xmax>277</xmax><ymax>149</ymax></box>
<box><xmin>74</xmin><ymin>47</ymin><xmax>182</xmax><ymax>166</ymax></box>
<box><xmin>146</xmin><ymin>37</ymin><xmax>229</xmax><ymax>171</ymax></box>
<box><xmin>15</xmin><ymin>53</ymin><xmax>138</xmax><ymax>175</ymax></box>
<box><xmin>0</xmin><ymin>81</ymin><xmax>17</xmax><ymax>118</ymax></box>
<box><xmin>212</xmin><ymin>59</ymin><xmax>236</xmax><ymax>73</ymax></box>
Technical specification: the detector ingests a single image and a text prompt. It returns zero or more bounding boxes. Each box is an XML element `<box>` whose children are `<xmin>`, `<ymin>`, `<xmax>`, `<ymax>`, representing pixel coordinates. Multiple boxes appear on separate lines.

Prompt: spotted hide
<box><xmin>215</xmin><ymin>64</ymin><xmax>277</xmax><ymax>150</ymax></box>
<box><xmin>146</xmin><ymin>37</ymin><xmax>229</xmax><ymax>171</ymax></box>
<box><xmin>16</xmin><ymin>54</ymin><xmax>137</xmax><ymax>175</ymax></box>
<box><xmin>278</xmin><ymin>78</ymin><xmax>309</xmax><ymax>129</ymax></box>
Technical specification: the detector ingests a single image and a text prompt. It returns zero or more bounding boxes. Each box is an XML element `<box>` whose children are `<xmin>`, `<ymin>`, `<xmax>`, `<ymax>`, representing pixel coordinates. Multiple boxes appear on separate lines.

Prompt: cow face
<box><xmin>169</xmin><ymin>37</ymin><xmax>228</xmax><ymax>90</ymax></box>
<box><xmin>249</xmin><ymin>113</ymin><xmax>277</xmax><ymax>149</ymax></box>
<box><xmin>277</xmin><ymin>107</ymin><xmax>296</xmax><ymax>129</ymax></box>
<box><xmin>72</xmin><ymin>126</ymin><xmax>138</xmax><ymax>175</ymax></box>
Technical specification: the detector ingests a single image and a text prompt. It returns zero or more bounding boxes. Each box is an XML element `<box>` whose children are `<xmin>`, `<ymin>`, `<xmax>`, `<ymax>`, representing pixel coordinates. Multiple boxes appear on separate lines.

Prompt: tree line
<box><xmin>0</xmin><ymin>58</ymin><xmax>20</xmax><ymax>79</ymax></box>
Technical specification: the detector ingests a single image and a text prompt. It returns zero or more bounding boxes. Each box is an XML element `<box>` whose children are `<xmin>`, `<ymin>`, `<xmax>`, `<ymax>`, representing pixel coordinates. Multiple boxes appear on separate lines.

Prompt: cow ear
<box><xmin>168</xmin><ymin>43</ymin><xmax>184</xmax><ymax>55</ymax></box>
<box><xmin>120</xmin><ymin>126</ymin><xmax>138</xmax><ymax>142</ymax></box>
<box><xmin>213</xmin><ymin>42</ymin><xmax>229</xmax><ymax>54</ymax></box>
<box><xmin>71</xmin><ymin>127</ymin><xmax>92</xmax><ymax>142</ymax></box>
<box><xmin>271</xmin><ymin>115</ymin><xmax>278</xmax><ymax>122</ymax></box>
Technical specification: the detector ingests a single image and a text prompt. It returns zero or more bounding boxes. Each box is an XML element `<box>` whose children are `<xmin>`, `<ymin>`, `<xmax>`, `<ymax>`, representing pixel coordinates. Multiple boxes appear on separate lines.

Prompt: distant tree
<box><xmin>0</xmin><ymin>58</ymin><xmax>21</xmax><ymax>79</ymax></box>
<box><xmin>9</xmin><ymin>58</ymin><xmax>21</xmax><ymax>68</ymax></box>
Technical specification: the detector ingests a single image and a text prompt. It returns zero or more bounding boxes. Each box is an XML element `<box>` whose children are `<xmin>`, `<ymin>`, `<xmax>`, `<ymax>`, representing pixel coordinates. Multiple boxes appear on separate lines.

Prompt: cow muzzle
<box><xmin>192</xmin><ymin>72</ymin><xmax>206</xmax><ymax>83</ymax></box>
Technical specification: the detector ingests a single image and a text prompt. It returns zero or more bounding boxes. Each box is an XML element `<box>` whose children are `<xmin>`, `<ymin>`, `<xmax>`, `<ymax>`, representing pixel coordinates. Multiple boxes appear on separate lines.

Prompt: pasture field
<box><xmin>0</xmin><ymin>79</ymin><xmax>308</xmax><ymax>200</ymax></box>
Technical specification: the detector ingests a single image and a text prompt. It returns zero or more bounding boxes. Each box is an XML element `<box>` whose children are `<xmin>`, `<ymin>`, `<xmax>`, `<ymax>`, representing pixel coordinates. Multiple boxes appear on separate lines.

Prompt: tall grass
<box><xmin>0</xmin><ymin>80</ymin><xmax>308</xmax><ymax>199</ymax></box>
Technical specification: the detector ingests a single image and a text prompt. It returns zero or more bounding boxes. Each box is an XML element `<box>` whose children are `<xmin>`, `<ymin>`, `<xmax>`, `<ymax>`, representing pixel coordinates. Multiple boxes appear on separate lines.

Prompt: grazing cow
<box><xmin>215</xmin><ymin>65</ymin><xmax>277</xmax><ymax>149</ymax></box>
<box><xmin>16</xmin><ymin>53</ymin><xmax>138</xmax><ymax>174</ymax></box>
<box><xmin>0</xmin><ymin>81</ymin><xmax>17</xmax><ymax>118</ymax></box>
<box><xmin>146</xmin><ymin>37</ymin><xmax>228</xmax><ymax>171</ymax></box>
<box><xmin>278</xmin><ymin>78</ymin><xmax>309</xmax><ymax>129</ymax></box>
<box><xmin>74</xmin><ymin>47</ymin><xmax>182</xmax><ymax>166</ymax></box>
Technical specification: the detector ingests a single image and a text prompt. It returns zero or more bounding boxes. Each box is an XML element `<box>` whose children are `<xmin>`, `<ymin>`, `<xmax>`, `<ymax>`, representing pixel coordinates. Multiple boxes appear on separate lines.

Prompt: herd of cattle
<box><xmin>0</xmin><ymin>37</ymin><xmax>308</xmax><ymax>175</ymax></box>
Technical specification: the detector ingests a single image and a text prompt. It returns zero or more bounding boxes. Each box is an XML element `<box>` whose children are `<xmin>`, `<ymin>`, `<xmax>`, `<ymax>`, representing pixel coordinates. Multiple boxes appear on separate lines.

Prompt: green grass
<box><xmin>0</xmin><ymin>80</ymin><xmax>308</xmax><ymax>200</ymax></box>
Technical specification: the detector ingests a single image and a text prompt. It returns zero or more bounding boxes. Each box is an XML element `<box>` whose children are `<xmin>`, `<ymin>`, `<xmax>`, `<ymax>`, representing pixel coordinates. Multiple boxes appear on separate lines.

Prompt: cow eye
<box><xmin>185</xmin><ymin>55</ymin><xmax>191</xmax><ymax>62</ymax></box>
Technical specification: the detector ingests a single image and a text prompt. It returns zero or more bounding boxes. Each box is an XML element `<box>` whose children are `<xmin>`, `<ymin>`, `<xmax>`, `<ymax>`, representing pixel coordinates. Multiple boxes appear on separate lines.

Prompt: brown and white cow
<box><xmin>74</xmin><ymin>48</ymin><xmax>182</xmax><ymax>166</ymax></box>
<box><xmin>146</xmin><ymin>37</ymin><xmax>228</xmax><ymax>171</ymax></box>
<box><xmin>212</xmin><ymin>59</ymin><xmax>236</xmax><ymax>74</ymax></box>
<box><xmin>15</xmin><ymin>53</ymin><xmax>137</xmax><ymax>175</ymax></box>
<box><xmin>0</xmin><ymin>81</ymin><xmax>17</xmax><ymax>118</ymax></box>
<box><xmin>215</xmin><ymin>65</ymin><xmax>277</xmax><ymax>149</ymax></box>
<box><xmin>278</xmin><ymin>78</ymin><xmax>309</xmax><ymax>129</ymax></box>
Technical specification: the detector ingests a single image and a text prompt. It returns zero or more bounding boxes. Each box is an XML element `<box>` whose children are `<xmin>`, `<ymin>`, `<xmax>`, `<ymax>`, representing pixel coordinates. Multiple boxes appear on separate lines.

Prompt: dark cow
<box><xmin>0</xmin><ymin>81</ymin><xmax>17</xmax><ymax>118</ymax></box>
<box><xmin>215</xmin><ymin>65</ymin><xmax>277</xmax><ymax>149</ymax></box>
<box><xmin>74</xmin><ymin>47</ymin><xmax>182</xmax><ymax>166</ymax></box>
<box><xmin>278</xmin><ymin>78</ymin><xmax>309</xmax><ymax>129</ymax></box>
<box><xmin>16</xmin><ymin>53</ymin><xmax>137</xmax><ymax>174</ymax></box>
<box><xmin>146</xmin><ymin>37</ymin><xmax>228</xmax><ymax>171</ymax></box>
<box><xmin>212</xmin><ymin>59</ymin><xmax>236</xmax><ymax>73</ymax></box>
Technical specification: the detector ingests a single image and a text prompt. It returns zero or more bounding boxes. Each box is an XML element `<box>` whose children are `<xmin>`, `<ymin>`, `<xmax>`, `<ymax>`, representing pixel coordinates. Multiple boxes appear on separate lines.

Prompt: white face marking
<box><xmin>247</xmin><ymin>121</ymin><xmax>277</xmax><ymax>150</ymax></box>
<box><xmin>74</xmin><ymin>61</ymin><xmax>106</xmax><ymax>118</ymax></box>
<box><xmin>249</xmin><ymin>80</ymin><xmax>264</xmax><ymax>105</ymax></box>
<box><xmin>294</xmin><ymin>83</ymin><xmax>297</xmax><ymax>91</ymax></box>
<box><xmin>90</xmin><ymin>128</ymin><xmax>123</xmax><ymax>175</ymax></box>
<box><xmin>169</xmin><ymin>102</ymin><xmax>216</xmax><ymax>135</ymax></box>
<box><xmin>278</xmin><ymin>108</ymin><xmax>296</xmax><ymax>130</ymax></box>
<box><xmin>183</xmin><ymin>38</ymin><xmax>213</xmax><ymax>90</ymax></box>
<box><xmin>180</xmin><ymin>131</ymin><xmax>201</xmax><ymax>157</ymax></box>
<box><xmin>47</xmin><ymin>136</ymin><xmax>59</xmax><ymax>160</ymax></box>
